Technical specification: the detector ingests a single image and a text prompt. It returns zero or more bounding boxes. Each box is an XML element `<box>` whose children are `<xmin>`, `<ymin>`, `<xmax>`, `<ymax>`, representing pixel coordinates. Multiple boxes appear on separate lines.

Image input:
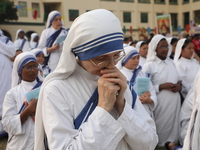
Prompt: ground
<box><xmin>0</xmin><ymin>136</ymin><xmax>167</xmax><ymax>150</ymax></box>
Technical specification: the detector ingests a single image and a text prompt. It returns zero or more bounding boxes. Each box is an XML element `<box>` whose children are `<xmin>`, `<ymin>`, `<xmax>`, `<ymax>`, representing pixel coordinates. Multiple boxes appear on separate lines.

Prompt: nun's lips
<box><xmin>29</xmin><ymin>73</ymin><xmax>37</xmax><ymax>77</ymax></box>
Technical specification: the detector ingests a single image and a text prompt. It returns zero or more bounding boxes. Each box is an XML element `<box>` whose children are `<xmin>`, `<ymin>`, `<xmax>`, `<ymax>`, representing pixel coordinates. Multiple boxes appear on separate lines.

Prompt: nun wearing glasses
<box><xmin>38</xmin><ymin>10</ymin><xmax>68</xmax><ymax>72</ymax></box>
<box><xmin>143</xmin><ymin>34</ymin><xmax>182</xmax><ymax>148</ymax></box>
<box><xmin>2</xmin><ymin>52</ymin><xmax>41</xmax><ymax>150</ymax></box>
<box><xmin>34</xmin><ymin>9</ymin><xmax>158</xmax><ymax>150</ymax></box>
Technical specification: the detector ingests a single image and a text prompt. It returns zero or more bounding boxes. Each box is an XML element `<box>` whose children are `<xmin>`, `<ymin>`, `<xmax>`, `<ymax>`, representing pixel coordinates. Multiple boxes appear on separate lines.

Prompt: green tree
<box><xmin>0</xmin><ymin>0</ymin><xmax>18</xmax><ymax>23</ymax></box>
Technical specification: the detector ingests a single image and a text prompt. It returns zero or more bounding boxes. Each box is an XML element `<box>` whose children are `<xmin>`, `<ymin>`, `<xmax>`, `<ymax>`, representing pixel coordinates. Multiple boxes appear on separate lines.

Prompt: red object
<box><xmin>33</xmin><ymin>10</ymin><xmax>38</xmax><ymax>19</ymax></box>
<box><xmin>186</xmin><ymin>24</ymin><xmax>189</xmax><ymax>33</ymax></box>
<box><xmin>154</xmin><ymin>27</ymin><xmax>157</xmax><ymax>34</ymax></box>
<box><xmin>130</xmin><ymin>26</ymin><xmax>132</xmax><ymax>34</ymax></box>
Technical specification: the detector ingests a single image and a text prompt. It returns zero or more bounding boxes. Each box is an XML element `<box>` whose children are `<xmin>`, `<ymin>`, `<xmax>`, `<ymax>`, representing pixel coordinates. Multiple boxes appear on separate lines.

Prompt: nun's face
<box><xmin>181</xmin><ymin>42</ymin><xmax>194</xmax><ymax>59</ymax></box>
<box><xmin>21</xmin><ymin>61</ymin><xmax>39</xmax><ymax>82</ymax></box>
<box><xmin>52</xmin><ymin>15</ymin><xmax>62</xmax><ymax>30</ymax></box>
<box><xmin>156</xmin><ymin>39</ymin><xmax>169</xmax><ymax>60</ymax></box>
<box><xmin>124</xmin><ymin>55</ymin><xmax>140</xmax><ymax>70</ymax></box>
<box><xmin>19</xmin><ymin>32</ymin><xmax>25</xmax><ymax>39</ymax></box>
<box><xmin>139</xmin><ymin>44</ymin><xmax>148</xmax><ymax>58</ymax></box>
<box><xmin>78</xmin><ymin>51</ymin><xmax>121</xmax><ymax>76</ymax></box>
<box><xmin>36</xmin><ymin>53</ymin><xmax>45</xmax><ymax>65</ymax></box>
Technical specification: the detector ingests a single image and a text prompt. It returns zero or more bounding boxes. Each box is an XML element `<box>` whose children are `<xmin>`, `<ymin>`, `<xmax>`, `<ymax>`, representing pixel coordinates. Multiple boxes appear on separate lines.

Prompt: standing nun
<box><xmin>116</xmin><ymin>46</ymin><xmax>157</xmax><ymax>117</ymax></box>
<box><xmin>143</xmin><ymin>34</ymin><xmax>182</xmax><ymax>147</ymax></box>
<box><xmin>0</xmin><ymin>29</ymin><xmax>15</xmax><ymax>137</ymax></box>
<box><xmin>2</xmin><ymin>52</ymin><xmax>41</xmax><ymax>150</ymax></box>
<box><xmin>183</xmin><ymin>69</ymin><xmax>200</xmax><ymax>150</ymax></box>
<box><xmin>135</xmin><ymin>41</ymin><xmax>148</xmax><ymax>67</ymax></box>
<box><xmin>14</xmin><ymin>29</ymin><xmax>31</xmax><ymax>52</ymax></box>
<box><xmin>30</xmin><ymin>33</ymin><xmax>39</xmax><ymax>49</ymax></box>
<box><xmin>34</xmin><ymin>9</ymin><xmax>158</xmax><ymax>150</ymax></box>
<box><xmin>38</xmin><ymin>10</ymin><xmax>68</xmax><ymax>72</ymax></box>
<box><xmin>174</xmin><ymin>38</ymin><xmax>199</xmax><ymax>98</ymax></box>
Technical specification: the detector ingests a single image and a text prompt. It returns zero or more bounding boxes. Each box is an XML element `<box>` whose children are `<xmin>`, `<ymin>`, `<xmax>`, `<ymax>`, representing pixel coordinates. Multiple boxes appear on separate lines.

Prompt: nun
<box><xmin>0</xmin><ymin>29</ymin><xmax>15</xmax><ymax>137</ymax></box>
<box><xmin>37</xmin><ymin>10</ymin><xmax>68</xmax><ymax>72</ymax></box>
<box><xmin>174</xmin><ymin>38</ymin><xmax>200</xmax><ymax>98</ymax></box>
<box><xmin>14</xmin><ymin>29</ymin><xmax>31</xmax><ymax>52</ymax></box>
<box><xmin>116</xmin><ymin>46</ymin><xmax>157</xmax><ymax>117</ymax></box>
<box><xmin>34</xmin><ymin>9</ymin><xmax>158</xmax><ymax>150</ymax></box>
<box><xmin>2</xmin><ymin>52</ymin><xmax>41</xmax><ymax>149</ymax></box>
<box><xmin>143</xmin><ymin>34</ymin><xmax>182</xmax><ymax>147</ymax></box>
<box><xmin>135</xmin><ymin>41</ymin><xmax>148</xmax><ymax>66</ymax></box>
<box><xmin>30</xmin><ymin>33</ymin><xmax>39</xmax><ymax>49</ymax></box>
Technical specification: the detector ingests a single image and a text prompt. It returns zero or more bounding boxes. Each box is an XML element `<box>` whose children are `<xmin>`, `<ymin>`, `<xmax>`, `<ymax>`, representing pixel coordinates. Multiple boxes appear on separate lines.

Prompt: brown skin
<box><xmin>171</xmin><ymin>41</ymin><xmax>177</xmax><ymax>56</ymax></box>
<box><xmin>47</xmin><ymin>15</ymin><xmax>62</xmax><ymax>54</ymax></box>
<box><xmin>139</xmin><ymin>44</ymin><xmax>148</xmax><ymax>58</ymax></box>
<box><xmin>20</xmin><ymin>61</ymin><xmax>39</xmax><ymax>125</ymax></box>
<box><xmin>36</xmin><ymin>53</ymin><xmax>45</xmax><ymax>77</ymax></box>
<box><xmin>124</xmin><ymin>55</ymin><xmax>153</xmax><ymax>104</ymax></box>
<box><xmin>9</xmin><ymin>50</ymin><xmax>23</xmax><ymax>62</ymax></box>
<box><xmin>156</xmin><ymin>39</ymin><xmax>182</xmax><ymax>92</ymax></box>
<box><xmin>18</xmin><ymin>31</ymin><xmax>25</xmax><ymax>39</ymax></box>
<box><xmin>33</xmin><ymin>36</ymin><xmax>39</xmax><ymax>43</ymax></box>
<box><xmin>77</xmin><ymin>51</ymin><xmax>127</xmax><ymax>115</ymax></box>
<box><xmin>181</xmin><ymin>42</ymin><xmax>194</xmax><ymax>59</ymax></box>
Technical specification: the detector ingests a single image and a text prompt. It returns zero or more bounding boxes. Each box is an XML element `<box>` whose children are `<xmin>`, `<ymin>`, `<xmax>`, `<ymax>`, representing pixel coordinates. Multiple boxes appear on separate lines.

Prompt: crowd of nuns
<box><xmin>1</xmin><ymin>9</ymin><xmax>200</xmax><ymax>150</ymax></box>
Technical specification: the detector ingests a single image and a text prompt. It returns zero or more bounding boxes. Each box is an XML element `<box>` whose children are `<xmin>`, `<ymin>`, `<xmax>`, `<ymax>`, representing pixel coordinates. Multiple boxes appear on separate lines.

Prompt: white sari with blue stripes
<box><xmin>2</xmin><ymin>80</ymin><xmax>38</xmax><ymax>150</ymax></box>
<box><xmin>40</xmin><ymin>63</ymin><xmax>157</xmax><ymax>150</ymax></box>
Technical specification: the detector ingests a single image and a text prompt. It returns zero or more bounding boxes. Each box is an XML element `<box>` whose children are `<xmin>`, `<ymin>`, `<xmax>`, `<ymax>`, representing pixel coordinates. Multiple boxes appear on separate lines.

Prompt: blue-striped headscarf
<box><xmin>12</xmin><ymin>52</ymin><xmax>37</xmax><ymax>88</ymax></box>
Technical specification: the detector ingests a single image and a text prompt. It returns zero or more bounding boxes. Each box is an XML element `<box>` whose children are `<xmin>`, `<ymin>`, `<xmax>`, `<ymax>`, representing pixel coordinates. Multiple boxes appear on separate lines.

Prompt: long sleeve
<box><xmin>117</xmin><ymin>99</ymin><xmax>158</xmax><ymax>150</ymax></box>
<box><xmin>2</xmin><ymin>90</ymin><xmax>25</xmax><ymax>135</ymax></box>
<box><xmin>175</xmin><ymin>62</ymin><xmax>190</xmax><ymax>93</ymax></box>
<box><xmin>0</xmin><ymin>40</ymin><xmax>15</xmax><ymax>58</ymax></box>
<box><xmin>38</xmin><ymin>29</ymin><xmax>49</xmax><ymax>56</ymax></box>
<box><xmin>42</xmin><ymin>85</ymin><xmax>126</xmax><ymax>150</ymax></box>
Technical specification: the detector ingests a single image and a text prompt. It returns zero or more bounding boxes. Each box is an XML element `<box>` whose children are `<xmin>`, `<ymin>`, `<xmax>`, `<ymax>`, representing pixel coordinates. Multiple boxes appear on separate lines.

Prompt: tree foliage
<box><xmin>0</xmin><ymin>0</ymin><xmax>18</xmax><ymax>23</ymax></box>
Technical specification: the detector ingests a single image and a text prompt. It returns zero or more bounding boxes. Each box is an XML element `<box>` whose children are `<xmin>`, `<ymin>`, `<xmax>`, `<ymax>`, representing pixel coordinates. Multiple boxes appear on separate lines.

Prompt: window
<box><xmin>194</xmin><ymin>10</ymin><xmax>200</xmax><ymax>24</ymax></box>
<box><xmin>32</xmin><ymin>3</ymin><xmax>40</xmax><ymax>18</ymax></box>
<box><xmin>169</xmin><ymin>0</ymin><xmax>178</xmax><ymax>4</ymax></box>
<box><xmin>18</xmin><ymin>1</ymin><xmax>27</xmax><ymax>17</ymax></box>
<box><xmin>157</xmin><ymin>13</ymin><xmax>163</xmax><ymax>16</ymax></box>
<box><xmin>120</xmin><ymin>0</ymin><xmax>134</xmax><ymax>2</ymax></box>
<box><xmin>138</xmin><ymin>0</ymin><xmax>150</xmax><ymax>3</ymax></box>
<box><xmin>69</xmin><ymin>10</ymin><xmax>79</xmax><ymax>21</ymax></box>
<box><xmin>141</xmin><ymin>13</ymin><xmax>148</xmax><ymax>23</ymax></box>
<box><xmin>154</xmin><ymin>0</ymin><xmax>165</xmax><ymax>3</ymax></box>
<box><xmin>123</xmin><ymin>12</ymin><xmax>131</xmax><ymax>23</ymax></box>
<box><xmin>170</xmin><ymin>13</ymin><xmax>178</xmax><ymax>30</ymax></box>
<box><xmin>183</xmin><ymin>12</ymin><xmax>189</xmax><ymax>29</ymax></box>
<box><xmin>183</xmin><ymin>0</ymin><xmax>189</xmax><ymax>3</ymax></box>
<box><xmin>101</xmin><ymin>0</ymin><xmax>115</xmax><ymax>1</ymax></box>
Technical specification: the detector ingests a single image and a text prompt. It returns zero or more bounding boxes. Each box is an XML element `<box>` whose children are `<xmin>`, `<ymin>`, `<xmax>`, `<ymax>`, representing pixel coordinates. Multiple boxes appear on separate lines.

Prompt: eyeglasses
<box><xmin>159</xmin><ymin>46</ymin><xmax>169</xmax><ymax>50</ymax></box>
<box><xmin>23</xmin><ymin>64</ymin><xmax>39</xmax><ymax>72</ymax></box>
<box><xmin>90</xmin><ymin>50</ymin><xmax>125</xmax><ymax>68</ymax></box>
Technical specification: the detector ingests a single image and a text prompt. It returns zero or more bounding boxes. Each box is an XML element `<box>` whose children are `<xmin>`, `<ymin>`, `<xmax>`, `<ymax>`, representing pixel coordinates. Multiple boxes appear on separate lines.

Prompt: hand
<box><xmin>47</xmin><ymin>44</ymin><xmax>60</xmax><ymax>54</ymax></box>
<box><xmin>26</xmin><ymin>99</ymin><xmax>37</xmax><ymax>116</ymax></box>
<box><xmin>159</xmin><ymin>83</ymin><xmax>174</xmax><ymax>91</ymax></box>
<box><xmin>100</xmin><ymin>67</ymin><xmax>127</xmax><ymax>115</ymax></box>
<box><xmin>170</xmin><ymin>83</ymin><xmax>182</xmax><ymax>93</ymax></box>
<box><xmin>52</xmin><ymin>44</ymin><xmax>60</xmax><ymax>50</ymax></box>
<box><xmin>139</xmin><ymin>91</ymin><xmax>153</xmax><ymax>104</ymax></box>
<box><xmin>97</xmin><ymin>77</ymin><xmax>120</xmax><ymax>112</ymax></box>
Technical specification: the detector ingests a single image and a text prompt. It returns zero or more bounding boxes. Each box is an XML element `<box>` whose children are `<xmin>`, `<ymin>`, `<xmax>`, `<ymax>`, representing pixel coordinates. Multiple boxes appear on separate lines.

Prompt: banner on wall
<box><xmin>189</xmin><ymin>20</ymin><xmax>200</xmax><ymax>34</ymax></box>
<box><xmin>138</xmin><ymin>27</ymin><xmax>147</xmax><ymax>41</ymax></box>
<box><xmin>156</xmin><ymin>14</ymin><xmax>172</xmax><ymax>37</ymax></box>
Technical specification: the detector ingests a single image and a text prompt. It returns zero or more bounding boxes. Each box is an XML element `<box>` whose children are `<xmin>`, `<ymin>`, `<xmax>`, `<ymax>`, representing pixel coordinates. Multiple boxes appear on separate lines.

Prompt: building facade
<box><xmin>0</xmin><ymin>0</ymin><xmax>200</xmax><ymax>41</ymax></box>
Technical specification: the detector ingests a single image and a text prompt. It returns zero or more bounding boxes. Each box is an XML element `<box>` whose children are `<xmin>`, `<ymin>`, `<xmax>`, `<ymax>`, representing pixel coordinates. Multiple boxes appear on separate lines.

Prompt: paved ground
<box><xmin>0</xmin><ymin>136</ymin><xmax>167</xmax><ymax>150</ymax></box>
<box><xmin>0</xmin><ymin>135</ymin><xmax>8</xmax><ymax>150</ymax></box>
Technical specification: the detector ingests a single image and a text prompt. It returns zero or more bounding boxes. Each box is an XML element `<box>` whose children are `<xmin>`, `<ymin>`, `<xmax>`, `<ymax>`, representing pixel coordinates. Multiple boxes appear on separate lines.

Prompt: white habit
<box><xmin>2</xmin><ymin>80</ymin><xmax>37</xmax><ymax>150</ymax></box>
